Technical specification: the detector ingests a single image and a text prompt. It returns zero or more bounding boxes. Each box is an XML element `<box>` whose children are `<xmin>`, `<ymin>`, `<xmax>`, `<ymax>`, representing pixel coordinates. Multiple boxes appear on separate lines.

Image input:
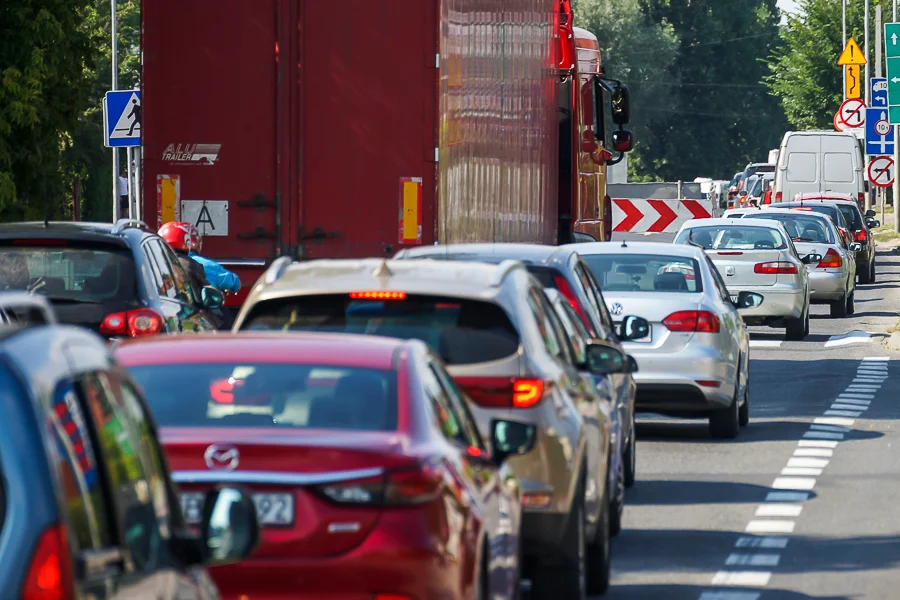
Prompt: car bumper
<box><xmin>809</xmin><ymin>270</ymin><xmax>847</xmax><ymax>301</ymax></box>
<box><xmin>629</xmin><ymin>342</ymin><xmax>735</xmax><ymax>412</ymax></box>
<box><xmin>730</xmin><ymin>285</ymin><xmax>805</xmax><ymax>320</ymax></box>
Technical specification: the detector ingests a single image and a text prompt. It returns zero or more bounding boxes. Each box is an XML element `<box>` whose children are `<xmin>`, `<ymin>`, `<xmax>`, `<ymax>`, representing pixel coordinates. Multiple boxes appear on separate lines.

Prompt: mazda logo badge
<box><xmin>204</xmin><ymin>444</ymin><xmax>239</xmax><ymax>471</ymax></box>
<box><xmin>610</xmin><ymin>303</ymin><xmax>623</xmax><ymax>316</ymax></box>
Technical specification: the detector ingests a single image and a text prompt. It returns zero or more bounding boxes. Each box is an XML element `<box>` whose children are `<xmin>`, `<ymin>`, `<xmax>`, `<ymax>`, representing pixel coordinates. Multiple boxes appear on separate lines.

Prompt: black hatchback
<box><xmin>0</xmin><ymin>219</ymin><xmax>223</xmax><ymax>338</ymax></box>
<box><xmin>0</xmin><ymin>320</ymin><xmax>259</xmax><ymax>598</ymax></box>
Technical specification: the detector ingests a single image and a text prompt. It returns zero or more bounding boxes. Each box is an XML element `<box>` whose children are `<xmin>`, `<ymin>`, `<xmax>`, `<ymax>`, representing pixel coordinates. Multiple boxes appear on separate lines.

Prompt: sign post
<box><xmin>888</xmin><ymin>13</ymin><xmax>900</xmax><ymax>230</ymax></box>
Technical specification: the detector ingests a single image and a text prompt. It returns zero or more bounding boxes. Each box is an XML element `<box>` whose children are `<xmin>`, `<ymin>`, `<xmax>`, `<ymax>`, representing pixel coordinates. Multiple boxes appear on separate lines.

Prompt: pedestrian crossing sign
<box><xmin>103</xmin><ymin>90</ymin><xmax>141</xmax><ymax>148</ymax></box>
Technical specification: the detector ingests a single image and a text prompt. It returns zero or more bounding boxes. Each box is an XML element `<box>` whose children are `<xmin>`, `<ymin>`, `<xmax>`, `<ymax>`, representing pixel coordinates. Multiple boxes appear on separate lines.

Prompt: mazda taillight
<box><xmin>662</xmin><ymin>311</ymin><xmax>720</xmax><ymax>333</ymax></box>
<box><xmin>817</xmin><ymin>248</ymin><xmax>842</xmax><ymax>268</ymax></box>
<box><xmin>99</xmin><ymin>308</ymin><xmax>165</xmax><ymax>337</ymax></box>
<box><xmin>553</xmin><ymin>274</ymin><xmax>594</xmax><ymax>335</ymax></box>
<box><xmin>317</xmin><ymin>463</ymin><xmax>443</xmax><ymax>506</ymax></box>
<box><xmin>454</xmin><ymin>377</ymin><xmax>548</xmax><ymax>409</ymax></box>
<box><xmin>854</xmin><ymin>230</ymin><xmax>867</xmax><ymax>242</ymax></box>
<box><xmin>21</xmin><ymin>523</ymin><xmax>73</xmax><ymax>600</ymax></box>
<box><xmin>754</xmin><ymin>261</ymin><xmax>798</xmax><ymax>274</ymax></box>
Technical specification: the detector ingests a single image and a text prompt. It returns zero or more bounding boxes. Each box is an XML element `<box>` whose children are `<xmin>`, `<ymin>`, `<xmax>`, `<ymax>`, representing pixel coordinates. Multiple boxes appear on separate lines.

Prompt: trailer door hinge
<box><xmin>435</xmin><ymin>53</ymin><xmax>440</xmax><ymax>68</ymax></box>
<box><xmin>435</xmin><ymin>147</ymin><xmax>440</xmax><ymax>162</ymax></box>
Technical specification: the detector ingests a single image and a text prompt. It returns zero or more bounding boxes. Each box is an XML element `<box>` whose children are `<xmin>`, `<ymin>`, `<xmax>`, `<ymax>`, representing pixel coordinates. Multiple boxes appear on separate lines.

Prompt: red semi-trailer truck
<box><xmin>141</xmin><ymin>0</ymin><xmax>633</xmax><ymax>309</ymax></box>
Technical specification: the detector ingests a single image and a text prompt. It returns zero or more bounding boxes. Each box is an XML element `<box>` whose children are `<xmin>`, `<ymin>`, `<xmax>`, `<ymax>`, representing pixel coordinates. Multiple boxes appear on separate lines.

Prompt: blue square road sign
<box><xmin>872</xmin><ymin>77</ymin><xmax>888</xmax><ymax>108</ymax></box>
<box><xmin>866</xmin><ymin>108</ymin><xmax>895</xmax><ymax>155</ymax></box>
<box><xmin>103</xmin><ymin>90</ymin><xmax>141</xmax><ymax>148</ymax></box>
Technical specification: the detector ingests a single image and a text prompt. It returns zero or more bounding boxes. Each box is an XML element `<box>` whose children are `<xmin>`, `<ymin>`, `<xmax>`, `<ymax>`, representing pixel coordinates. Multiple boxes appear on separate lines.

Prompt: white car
<box><xmin>573</xmin><ymin>241</ymin><xmax>761</xmax><ymax>439</ymax></box>
<box><xmin>674</xmin><ymin>218</ymin><xmax>817</xmax><ymax>341</ymax></box>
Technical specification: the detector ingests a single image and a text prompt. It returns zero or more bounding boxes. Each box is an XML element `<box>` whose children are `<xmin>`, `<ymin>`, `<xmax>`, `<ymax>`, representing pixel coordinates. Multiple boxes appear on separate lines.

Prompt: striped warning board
<box><xmin>612</xmin><ymin>198</ymin><xmax>713</xmax><ymax>233</ymax></box>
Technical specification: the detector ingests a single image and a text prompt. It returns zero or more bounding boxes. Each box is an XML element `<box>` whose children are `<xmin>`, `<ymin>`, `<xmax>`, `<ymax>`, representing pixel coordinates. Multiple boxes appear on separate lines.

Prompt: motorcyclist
<box><xmin>187</xmin><ymin>232</ymin><xmax>241</xmax><ymax>294</ymax></box>
<box><xmin>158</xmin><ymin>222</ymin><xmax>227</xmax><ymax>329</ymax></box>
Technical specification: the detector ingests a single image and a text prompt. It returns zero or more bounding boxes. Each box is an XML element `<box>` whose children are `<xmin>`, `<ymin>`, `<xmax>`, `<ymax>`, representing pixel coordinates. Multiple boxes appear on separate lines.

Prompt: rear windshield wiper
<box><xmin>43</xmin><ymin>296</ymin><xmax>103</xmax><ymax>304</ymax></box>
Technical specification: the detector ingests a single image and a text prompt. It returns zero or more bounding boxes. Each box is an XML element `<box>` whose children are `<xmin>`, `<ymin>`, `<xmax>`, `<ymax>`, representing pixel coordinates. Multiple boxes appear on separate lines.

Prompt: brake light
<box><xmin>317</xmin><ymin>464</ymin><xmax>443</xmax><ymax>506</ymax></box>
<box><xmin>553</xmin><ymin>275</ymin><xmax>594</xmax><ymax>335</ymax></box>
<box><xmin>717</xmin><ymin>251</ymin><xmax>743</xmax><ymax>255</ymax></box>
<box><xmin>662</xmin><ymin>311</ymin><xmax>720</xmax><ymax>333</ymax></box>
<box><xmin>775</xmin><ymin>191</ymin><xmax>783</xmax><ymax>202</ymax></box>
<box><xmin>754</xmin><ymin>261</ymin><xmax>798</xmax><ymax>274</ymax></box>
<box><xmin>817</xmin><ymin>248</ymin><xmax>842</xmax><ymax>268</ymax></box>
<box><xmin>793</xmin><ymin>207</ymin><xmax>812</xmax><ymax>211</ymax></box>
<box><xmin>99</xmin><ymin>308</ymin><xmax>165</xmax><ymax>337</ymax></box>
<box><xmin>854</xmin><ymin>230</ymin><xmax>867</xmax><ymax>242</ymax></box>
<box><xmin>764</xmin><ymin>190</ymin><xmax>772</xmax><ymax>204</ymax></box>
<box><xmin>21</xmin><ymin>523</ymin><xmax>73</xmax><ymax>600</ymax></box>
<box><xmin>454</xmin><ymin>377</ymin><xmax>548</xmax><ymax>409</ymax></box>
<box><xmin>858</xmin><ymin>192</ymin><xmax>865</xmax><ymax>207</ymax></box>
<box><xmin>349</xmin><ymin>291</ymin><xmax>406</xmax><ymax>300</ymax></box>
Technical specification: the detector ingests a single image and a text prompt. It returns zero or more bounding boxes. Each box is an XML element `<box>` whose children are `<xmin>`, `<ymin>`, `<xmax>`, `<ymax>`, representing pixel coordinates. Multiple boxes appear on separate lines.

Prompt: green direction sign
<box><xmin>887</xmin><ymin>24</ymin><xmax>900</xmax><ymax>123</ymax></box>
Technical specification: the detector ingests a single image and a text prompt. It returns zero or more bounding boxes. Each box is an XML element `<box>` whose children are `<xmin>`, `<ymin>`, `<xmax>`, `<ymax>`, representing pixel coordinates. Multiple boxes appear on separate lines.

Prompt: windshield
<box><xmin>581</xmin><ymin>254</ymin><xmax>703</xmax><ymax>293</ymax></box>
<box><xmin>240</xmin><ymin>294</ymin><xmax>520</xmax><ymax>366</ymax></box>
<box><xmin>676</xmin><ymin>225</ymin><xmax>787</xmax><ymax>250</ymax></box>
<box><xmin>749</xmin><ymin>214</ymin><xmax>835</xmax><ymax>243</ymax></box>
<box><xmin>129</xmin><ymin>363</ymin><xmax>398</xmax><ymax>431</ymax></box>
<box><xmin>0</xmin><ymin>244</ymin><xmax>136</xmax><ymax>303</ymax></box>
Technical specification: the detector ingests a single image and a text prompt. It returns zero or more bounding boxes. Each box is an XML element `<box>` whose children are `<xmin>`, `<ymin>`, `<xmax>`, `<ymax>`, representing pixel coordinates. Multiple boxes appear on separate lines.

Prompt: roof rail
<box><xmin>491</xmin><ymin>259</ymin><xmax>524</xmax><ymax>287</ymax></box>
<box><xmin>0</xmin><ymin>292</ymin><xmax>57</xmax><ymax>326</ymax></box>
<box><xmin>112</xmin><ymin>218</ymin><xmax>151</xmax><ymax>235</ymax></box>
<box><xmin>264</xmin><ymin>256</ymin><xmax>294</xmax><ymax>285</ymax></box>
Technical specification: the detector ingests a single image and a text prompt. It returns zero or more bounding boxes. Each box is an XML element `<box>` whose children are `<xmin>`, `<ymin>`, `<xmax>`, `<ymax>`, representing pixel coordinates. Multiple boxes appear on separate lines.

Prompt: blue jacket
<box><xmin>189</xmin><ymin>252</ymin><xmax>241</xmax><ymax>292</ymax></box>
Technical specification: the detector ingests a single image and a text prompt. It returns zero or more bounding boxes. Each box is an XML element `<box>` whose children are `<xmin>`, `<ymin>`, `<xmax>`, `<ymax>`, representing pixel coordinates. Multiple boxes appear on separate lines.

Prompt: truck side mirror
<box><xmin>612</xmin><ymin>129</ymin><xmax>634</xmax><ymax>153</ymax></box>
<box><xmin>592</xmin><ymin>77</ymin><xmax>604</xmax><ymax>142</ymax></box>
<box><xmin>611</xmin><ymin>84</ymin><xmax>631</xmax><ymax>125</ymax></box>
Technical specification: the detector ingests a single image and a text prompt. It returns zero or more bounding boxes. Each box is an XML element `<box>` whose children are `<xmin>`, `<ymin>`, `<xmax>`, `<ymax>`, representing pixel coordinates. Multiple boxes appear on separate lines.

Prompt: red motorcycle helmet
<box><xmin>159</xmin><ymin>221</ymin><xmax>200</xmax><ymax>253</ymax></box>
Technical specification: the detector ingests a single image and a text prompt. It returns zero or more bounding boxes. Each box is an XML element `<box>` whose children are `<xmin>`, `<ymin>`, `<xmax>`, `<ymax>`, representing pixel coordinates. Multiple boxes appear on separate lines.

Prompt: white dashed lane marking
<box><xmin>696</xmin><ymin>357</ymin><xmax>888</xmax><ymax>600</ymax></box>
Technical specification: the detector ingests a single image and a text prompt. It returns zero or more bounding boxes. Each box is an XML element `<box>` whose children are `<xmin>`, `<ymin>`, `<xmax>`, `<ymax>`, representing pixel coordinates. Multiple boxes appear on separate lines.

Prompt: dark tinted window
<box><xmin>836</xmin><ymin>205</ymin><xmax>863</xmax><ymax>229</ymax></box>
<box><xmin>130</xmin><ymin>363</ymin><xmax>398</xmax><ymax>431</ymax></box>
<box><xmin>582</xmin><ymin>254</ymin><xmax>703</xmax><ymax>293</ymax></box>
<box><xmin>144</xmin><ymin>241</ymin><xmax>177</xmax><ymax>299</ymax></box>
<box><xmin>419</xmin><ymin>363</ymin><xmax>467</xmax><ymax>443</ymax></box>
<box><xmin>429</xmin><ymin>360</ymin><xmax>483</xmax><ymax>449</ymax></box>
<box><xmin>0</xmin><ymin>244</ymin><xmax>136</xmax><ymax>302</ymax></box>
<box><xmin>549</xmin><ymin>295</ymin><xmax>587</xmax><ymax>365</ymax></box>
<box><xmin>240</xmin><ymin>295</ymin><xmax>520</xmax><ymax>366</ymax></box>
<box><xmin>525</xmin><ymin>288</ymin><xmax>566</xmax><ymax>360</ymax></box>
<box><xmin>158</xmin><ymin>241</ymin><xmax>196</xmax><ymax>303</ymax></box>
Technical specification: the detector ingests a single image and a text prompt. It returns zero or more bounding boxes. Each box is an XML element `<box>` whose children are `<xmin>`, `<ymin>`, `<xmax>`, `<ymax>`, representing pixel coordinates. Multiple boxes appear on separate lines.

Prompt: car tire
<box><xmin>531</xmin><ymin>479</ymin><xmax>586</xmax><ymax>600</ymax></box>
<box><xmin>609</xmin><ymin>453</ymin><xmax>625</xmax><ymax>537</ymax></box>
<box><xmin>830</xmin><ymin>294</ymin><xmax>848</xmax><ymax>318</ymax></box>
<box><xmin>587</xmin><ymin>473</ymin><xmax>611</xmax><ymax>596</ymax></box>
<box><xmin>709</xmin><ymin>386</ymin><xmax>740</xmax><ymax>439</ymax></box>
<box><xmin>847</xmin><ymin>291</ymin><xmax>855</xmax><ymax>316</ymax></box>
<box><xmin>623</xmin><ymin>413</ymin><xmax>636</xmax><ymax>489</ymax></box>
<box><xmin>870</xmin><ymin>259</ymin><xmax>876</xmax><ymax>283</ymax></box>
<box><xmin>859</xmin><ymin>261</ymin><xmax>871</xmax><ymax>284</ymax></box>
<box><xmin>785</xmin><ymin>307</ymin><xmax>808</xmax><ymax>341</ymax></box>
<box><xmin>739</xmin><ymin>378</ymin><xmax>750</xmax><ymax>427</ymax></box>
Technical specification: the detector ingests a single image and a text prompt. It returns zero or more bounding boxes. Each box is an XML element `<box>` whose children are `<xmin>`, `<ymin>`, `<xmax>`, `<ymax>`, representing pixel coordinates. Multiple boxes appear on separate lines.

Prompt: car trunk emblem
<box><xmin>610</xmin><ymin>302</ymin><xmax>623</xmax><ymax>315</ymax></box>
<box><xmin>204</xmin><ymin>444</ymin><xmax>239</xmax><ymax>471</ymax></box>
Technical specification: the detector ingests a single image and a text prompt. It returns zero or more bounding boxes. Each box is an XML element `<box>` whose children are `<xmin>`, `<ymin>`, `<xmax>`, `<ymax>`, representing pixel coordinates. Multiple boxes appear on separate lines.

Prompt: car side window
<box><xmin>144</xmin><ymin>241</ymin><xmax>177</xmax><ymax>299</ymax></box>
<box><xmin>555</xmin><ymin>297</ymin><xmax>589</xmax><ymax>365</ymax></box>
<box><xmin>705</xmin><ymin>256</ymin><xmax>732</xmax><ymax>302</ymax></box>
<box><xmin>157</xmin><ymin>241</ymin><xmax>197</xmax><ymax>305</ymax></box>
<box><xmin>526</xmin><ymin>287</ymin><xmax>566</xmax><ymax>361</ymax></box>
<box><xmin>537</xmin><ymin>291</ymin><xmax>576</xmax><ymax>365</ymax></box>
<box><xmin>47</xmin><ymin>378</ymin><xmax>115</xmax><ymax>553</ymax></box>
<box><xmin>76</xmin><ymin>370</ymin><xmax>172</xmax><ymax>572</ymax></box>
<box><xmin>420</xmin><ymin>363</ymin><xmax>467</xmax><ymax>445</ymax></box>
<box><xmin>429</xmin><ymin>361</ymin><xmax>483</xmax><ymax>450</ymax></box>
<box><xmin>578</xmin><ymin>263</ymin><xmax>615</xmax><ymax>339</ymax></box>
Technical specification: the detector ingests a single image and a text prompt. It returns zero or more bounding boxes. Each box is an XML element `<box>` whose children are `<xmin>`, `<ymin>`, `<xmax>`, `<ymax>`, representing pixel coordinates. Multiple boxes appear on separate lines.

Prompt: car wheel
<box><xmin>785</xmin><ymin>307</ymin><xmax>807</xmax><ymax>341</ymax></box>
<box><xmin>623</xmin><ymin>413</ymin><xmax>636</xmax><ymax>489</ymax></box>
<box><xmin>609</xmin><ymin>454</ymin><xmax>625</xmax><ymax>537</ymax></box>
<box><xmin>830</xmin><ymin>294</ymin><xmax>848</xmax><ymax>318</ymax></box>
<box><xmin>709</xmin><ymin>385</ymin><xmax>740</xmax><ymax>439</ymax></box>
<box><xmin>587</xmin><ymin>473</ymin><xmax>611</xmax><ymax>595</ymax></box>
<box><xmin>858</xmin><ymin>261</ymin><xmax>871</xmax><ymax>284</ymax></box>
<box><xmin>847</xmin><ymin>291</ymin><xmax>855</xmax><ymax>316</ymax></box>
<box><xmin>739</xmin><ymin>377</ymin><xmax>750</xmax><ymax>427</ymax></box>
<box><xmin>531</xmin><ymin>479</ymin><xmax>586</xmax><ymax>600</ymax></box>
<box><xmin>870</xmin><ymin>259</ymin><xmax>876</xmax><ymax>283</ymax></box>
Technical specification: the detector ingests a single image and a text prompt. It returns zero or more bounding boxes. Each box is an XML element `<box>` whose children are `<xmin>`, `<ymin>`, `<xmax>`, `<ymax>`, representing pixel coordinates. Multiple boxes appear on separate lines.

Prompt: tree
<box><xmin>635</xmin><ymin>0</ymin><xmax>788</xmax><ymax>181</ymax></box>
<box><xmin>572</xmin><ymin>0</ymin><xmax>679</xmax><ymax>181</ymax></box>
<box><xmin>766</xmin><ymin>0</ymin><xmax>889</xmax><ymax>130</ymax></box>
<box><xmin>0</xmin><ymin>0</ymin><xmax>97</xmax><ymax>220</ymax></box>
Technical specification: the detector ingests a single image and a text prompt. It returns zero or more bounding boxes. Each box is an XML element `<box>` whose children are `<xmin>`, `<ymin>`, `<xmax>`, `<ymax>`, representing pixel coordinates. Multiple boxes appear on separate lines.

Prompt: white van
<box><xmin>773</xmin><ymin>131</ymin><xmax>867</xmax><ymax>205</ymax></box>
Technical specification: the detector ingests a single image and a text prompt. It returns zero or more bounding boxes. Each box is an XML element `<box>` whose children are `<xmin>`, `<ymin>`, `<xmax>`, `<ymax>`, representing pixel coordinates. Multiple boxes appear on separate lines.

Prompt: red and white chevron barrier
<box><xmin>612</xmin><ymin>198</ymin><xmax>713</xmax><ymax>233</ymax></box>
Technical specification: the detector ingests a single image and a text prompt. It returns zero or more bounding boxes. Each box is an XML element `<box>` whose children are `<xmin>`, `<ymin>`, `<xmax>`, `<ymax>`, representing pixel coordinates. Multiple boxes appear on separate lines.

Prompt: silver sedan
<box><xmin>573</xmin><ymin>241</ymin><xmax>760</xmax><ymax>439</ymax></box>
<box><xmin>674</xmin><ymin>218</ymin><xmax>815</xmax><ymax>341</ymax></box>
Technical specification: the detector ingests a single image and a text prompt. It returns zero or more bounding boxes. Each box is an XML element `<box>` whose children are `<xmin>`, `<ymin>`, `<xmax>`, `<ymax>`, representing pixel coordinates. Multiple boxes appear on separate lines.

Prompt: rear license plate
<box><xmin>179</xmin><ymin>492</ymin><xmax>295</xmax><ymax>527</ymax></box>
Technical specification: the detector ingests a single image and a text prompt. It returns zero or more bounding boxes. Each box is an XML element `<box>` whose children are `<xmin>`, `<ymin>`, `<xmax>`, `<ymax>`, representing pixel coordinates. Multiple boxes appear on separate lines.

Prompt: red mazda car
<box><xmin>115</xmin><ymin>332</ymin><xmax>536</xmax><ymax>600</ymax></box>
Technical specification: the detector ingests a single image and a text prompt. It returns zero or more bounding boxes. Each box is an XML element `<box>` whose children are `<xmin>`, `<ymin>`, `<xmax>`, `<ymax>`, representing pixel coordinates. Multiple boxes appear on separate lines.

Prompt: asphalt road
<box><xmin>597</xmin><ymin>245</ymin><xmax>900</xmax><ymax>599</ymax></box>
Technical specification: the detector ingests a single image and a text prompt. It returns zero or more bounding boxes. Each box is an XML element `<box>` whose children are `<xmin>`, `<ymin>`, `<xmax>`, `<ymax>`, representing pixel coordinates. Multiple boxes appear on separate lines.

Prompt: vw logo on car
<box><xmin>610</xmin><ymin>302</ymin><xmax>624</xmax><ymax>316</ymax></box>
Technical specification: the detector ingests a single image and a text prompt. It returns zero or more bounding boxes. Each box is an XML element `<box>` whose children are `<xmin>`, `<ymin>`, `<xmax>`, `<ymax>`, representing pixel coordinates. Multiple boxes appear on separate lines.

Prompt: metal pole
<box><xmin>865</xmin><ymin>0</ymin><xmax>873</xmax><ymax>212</ymax></box>
<box><xmin>843</xmin><ymin>0</ymin><xmax>848</xmax><ymax>100</ymax></box>
<box><xmin>894</xmin><ymin>0</ymin><xmax>899</xmax><ymax>232</ymax></box>
<box><xmin>877</xmin><ymin>5</ymin><xmax>884</xmax><ymax>215</ymax></box>
<box><xmin>111</xmin><ymin>0</ymin><xmax>119</xmax><ymax>223</ymax></box>
<box><xmin>134</xmin><ymin>148</ymin><xmax>142</xmax><ymax>222</ymax></box>
<box><xmin>126</xmin><ymin>147</ymin><xmax>133</xmax><ymax>219</ymax></box>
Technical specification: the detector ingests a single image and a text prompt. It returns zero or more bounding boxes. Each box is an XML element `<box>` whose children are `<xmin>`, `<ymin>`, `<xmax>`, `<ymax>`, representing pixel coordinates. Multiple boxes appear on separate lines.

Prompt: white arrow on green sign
<box><xmin>886</xmin><ymin>23</ymin><xmax>900</xmax><ymax>123</ymax></box>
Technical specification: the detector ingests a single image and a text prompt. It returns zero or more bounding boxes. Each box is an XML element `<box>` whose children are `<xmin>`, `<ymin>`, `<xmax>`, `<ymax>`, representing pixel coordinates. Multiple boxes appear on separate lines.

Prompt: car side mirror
<box><xmin>734</xmin><ymin>291</ymin><xmax>764</xmax><ymax>309</ymax></box>
<box><xmin>490</xmin><ymin>419</ymin><xmax>537</xmax><ymax>466</ymax></box>
<box><xmin>201</xmin><ymin>286</ymin><xmax>224</xmax><ymax>309</ymax></box>
<box><xmin>739</xmin><ymin>190</ymin><xmax>748</xmax><ymax>197</ymax></box>
<box><xmin>801</xmin><ymin>253</ymin><xmax>822</xmax><ymax>265</ymax></box>
<box><xmin>201</xmin><ymin>486</ymin><xmax>259</xmax><ymax>565</ymax></box>
<box><xmin>849</xmin><ymin>242</ymin><xmax>863</xmax><ymax>252</ymax></box>
<box><xmin>618</xmin><ymin>315</ymin><xmax>650</xmax><ymax>341</ymax></box>
<box><xmin>585</xmin><ymin>340</ymin><xmax>630</xmax><ymax>376</ymax></box>
<box><xmin>866</xmin><ymin>218</ymin><xmax>880</xmax><ymax>228</ymax></box>
<box><xmin>611</xmin><ymin>129</ymin><xmax>634</xmax><ymax>153</ymax></box>
<box><xmin>866</xmin><ymin>209</ymin><xmax>877</xmax><ymax>217</ymax></box>
<box><xmin>626</xmin><ymin>355</ymin><xmax>639</xmax><ymax>373</ymax></box>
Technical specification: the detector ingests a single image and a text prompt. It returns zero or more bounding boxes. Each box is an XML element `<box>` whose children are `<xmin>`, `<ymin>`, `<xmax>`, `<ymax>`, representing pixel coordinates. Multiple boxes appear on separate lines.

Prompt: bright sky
<box><xmin>777</xmin><ymin>0</ymin><xmax>801</xmax><ymax>15</ymax></box>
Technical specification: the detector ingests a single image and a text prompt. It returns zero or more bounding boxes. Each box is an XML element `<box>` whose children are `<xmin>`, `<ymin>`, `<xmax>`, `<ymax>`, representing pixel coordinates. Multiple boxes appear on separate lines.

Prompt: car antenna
<box><xmin>621</xmin><ymin>238</ymin><xmax>627</xmax><ymax>248</ymax></box>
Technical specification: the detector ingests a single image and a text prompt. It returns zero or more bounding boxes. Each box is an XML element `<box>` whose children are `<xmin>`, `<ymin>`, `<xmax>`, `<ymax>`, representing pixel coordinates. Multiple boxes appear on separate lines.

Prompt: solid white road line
<box><xmin>852</xmin><ymin>379</ymin><xmax>885</xmax><ymax>384</ymax></box>
<box><xmin>814</xmin><ymin>417</ymin><xmax>856</xmax><ymax>426</ymax></box>
<box><xmin>793</xmin><ymin>448</ymin><xmax>833</xmax><ymax>457</ymax></box>
<box><xmin>698</xmin><ymin>591</ymin><xmax>762</xmax><ymax>600</ymax></box>
<box><xmin>787</xmin><ymin>457</ymin><xmax>829</xmax><ymax>468</ymax></box>
<box><xmin>756</xmin><ymin>503</ymin><xmax>803</xmax><ymax>517</ymax></box>
<box><xmin>735</xmin><ymin>536</ymin><xmax>790</xmax><ymax>549</ymax></box>
<box><xmin>803</xmin><ymin>431</ymin><xmax>844</xmax><ymax>440</ymax></box>
<box><xmin>798</xmin><ymin>440</ymin><xmax>839</xmax><ymax>448</ymax></box>
<box><xmin>861</xmin><ymin>356</ymin><xmax>890</xmax><ymax>361</ymax></box>
<box><xmin>824</xmin><ymin>331</ymin><xmax>872</xmax><ymax>347</ymax></box>
<box><xmin>765</xmin><ymin>491</ymin><xmax>810</xmax><ymax>502</ymax></box>
<box><xmin>746</xmin><ymin>520</ymin><xmax>796</xmax><ymax>533</ymax></box>
<box><xmin>725</xmin><ymin>553</ymin><xmax>781</xmax><ymax>567</ymax></box>
<box><xmin>839</xmin><ymin>393</ymin><xmax>876</xmax><ymax>399</ymax></box>
<box><xmin>823</xmin><ymin>410</ymin><xmax>862</xmax><ymax>417</ymax></box>
<box><xmin>781</xmin><ymin>467</ymin><xmax>823</xmax><ymax>476</ymax></box>
<box><xmin>772</xmin><ymin>477</ymin><xmax>816</xmax><ymax>490</ymax></box>
<box><xmin>833</xmin><ymin>398</ymin><xmax>870</xmax><ymax>405</ymax></box>
<box><xmin>749</xmin><ymin>340</ymin><xmax>782</xmax><ymax>348</ymax></box>
<box><xmin>711</xmin><ymin>571</ymin><xmax>773</xmax><ymax>586</ymax></box>
<box><xmin>810</xmin><ymin>424</ymin><xmax>850</xmax><ymax>432</ymax></box>
<box><xmin>832</xmin><ymin>404</ymin><xmax>866</xmax><ymax>411</ymax></box>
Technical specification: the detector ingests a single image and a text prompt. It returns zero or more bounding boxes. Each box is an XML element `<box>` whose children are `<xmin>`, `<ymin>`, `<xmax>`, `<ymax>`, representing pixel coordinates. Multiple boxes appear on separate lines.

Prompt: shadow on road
<box><xmin>626</xmin><ymin>479</ymin><xmax>818</xmax><ymax>506</ymax></box>
<box><xmin>635</xmin><ymin>418</ymin><xmax>884</xmax><ymax>444</ymax></box>
<box><xmin>603</xmin><ymin>583</ymin><xmax>852</xmax><ymax>600</ymax></box>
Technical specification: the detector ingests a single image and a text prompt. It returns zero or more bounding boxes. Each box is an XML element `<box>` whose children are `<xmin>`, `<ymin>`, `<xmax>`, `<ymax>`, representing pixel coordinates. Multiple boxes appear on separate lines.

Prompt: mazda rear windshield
<box><xmin>129</xmin><ymin>363</ymin><xmax>398</xmax><ymax>431</ymax></box>
<box><xmin>581</xmin><ymin>254</ymin><xmax>703</xmax><ymax>293</ymax></box>
<box><xmin>0</xmin><ymin>243</ymin><xmax>136</xmax><ymax>303</ymax></box>
<box><xmin>240</xmin><ymin>294</ymin><xmax>520</xmax><ymax>365</ymax></box>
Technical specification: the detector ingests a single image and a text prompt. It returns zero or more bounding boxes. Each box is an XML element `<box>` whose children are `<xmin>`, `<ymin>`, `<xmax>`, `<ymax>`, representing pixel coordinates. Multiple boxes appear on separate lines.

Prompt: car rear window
<box><xmin>129</xmin><ymin>363</ymin><xmax>398</xmax><ymax>431</ymax></box>
<box><xmin>745</xmin><ymin>214</ymin><xmax>835</xmax><ymax>244</ymax></box>
<box><xmin>789</xmin><ymin>205</ymin><xmax>842</xmax><ymax>225</ymax></box>
<box><xmin>675</xmin><ymin>225</ymin><xmax>787</xmax><ymax>250</ymax></box>
<box><xmin>836</xmin><ymin>205</ymin><xmax>863</xmax><ymax>229</ymax></box>
<box><xmin>240</xmin><ymin>294</ymin><xmax>519</xmax><ymax>366</ymax></box>
<box><xmin>581</xmin><ymin>254</ymin><xmax>703</xmax><ymax>293</ymax></box>
<box><xmin>0</xmin><ymin>243</ymin><xmax>136</xmax><ymax>303</ymax></box>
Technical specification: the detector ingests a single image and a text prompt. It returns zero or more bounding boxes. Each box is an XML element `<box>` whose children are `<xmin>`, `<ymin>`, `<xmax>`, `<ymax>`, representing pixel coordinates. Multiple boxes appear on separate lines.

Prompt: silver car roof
<box><xmin>679</xmin><ymin>217</ymin><xmax>786</xmax><ymax>230</ymax></box>
<box><xmin>571</xmin><ymin>241</ymin><xmax>707</xmax><ymax>259</ymax></box>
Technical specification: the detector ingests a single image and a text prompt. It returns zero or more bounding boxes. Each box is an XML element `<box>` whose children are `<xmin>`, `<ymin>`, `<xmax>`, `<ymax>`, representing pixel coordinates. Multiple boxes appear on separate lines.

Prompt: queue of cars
<box><xmin>0</xmin><ymin>188</ymin><xmax>880</xmax><ymax>598</ymax></box>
